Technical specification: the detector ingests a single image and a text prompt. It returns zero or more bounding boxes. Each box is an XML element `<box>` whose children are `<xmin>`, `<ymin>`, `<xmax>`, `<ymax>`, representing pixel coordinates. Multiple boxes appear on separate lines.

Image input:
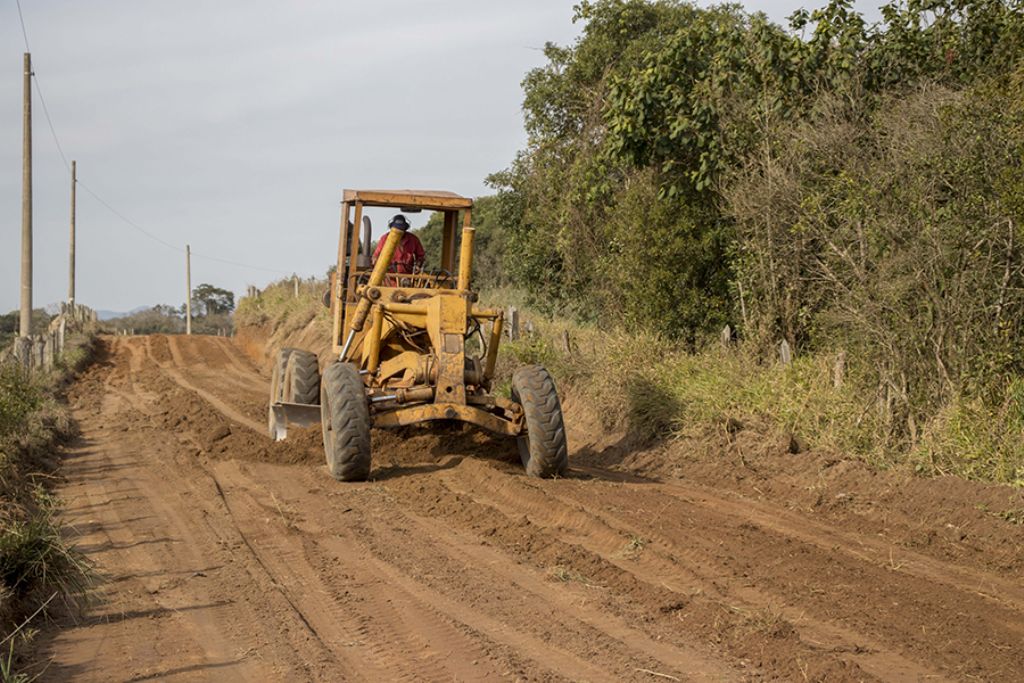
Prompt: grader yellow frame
<box><xmin>268</xmin><ymin>189</ymin><xmax>568</xmax><ymax>482</ymax></box>
<box><xmin>332</xmin><ymin>189</ymin><xmax>519</xmax><ymax>433</ymax></box>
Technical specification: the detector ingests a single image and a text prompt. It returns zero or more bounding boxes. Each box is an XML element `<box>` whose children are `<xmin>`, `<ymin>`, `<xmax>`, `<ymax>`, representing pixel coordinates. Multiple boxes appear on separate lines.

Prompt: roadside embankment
<box><xmin>0</xmin><ymin>332</ymin><xmax>96</xmax><ymax>674</ymax></box>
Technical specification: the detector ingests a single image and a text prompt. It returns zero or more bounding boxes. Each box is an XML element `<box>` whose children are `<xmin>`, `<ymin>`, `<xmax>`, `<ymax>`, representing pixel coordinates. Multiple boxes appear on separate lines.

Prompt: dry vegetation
<box><xmin>235</xmin><ymin>280</ymin><xmax>1024</xmax><ymax>485</ymax></box>
<box><xmin>0</xmin><ymin>335</ymin><xmax>95</xmax><ymax>677</ymax></box>
<box><xmin>234</xmin><ymin>277</ymin><xmax>330</xmax><ymax>339</ymax></box>
<box><xmin>503</xmin><ymin>314</ymin><xmax>1023</xmax><ymax>485</ymax></box>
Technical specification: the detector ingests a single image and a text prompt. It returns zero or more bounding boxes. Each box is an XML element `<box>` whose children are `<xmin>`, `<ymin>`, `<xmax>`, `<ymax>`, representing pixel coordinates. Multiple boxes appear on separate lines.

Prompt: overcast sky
<box><xmin>1</xmin><ymin>0</ymin><xmax>881</xmax><ymax>313</ymax></box>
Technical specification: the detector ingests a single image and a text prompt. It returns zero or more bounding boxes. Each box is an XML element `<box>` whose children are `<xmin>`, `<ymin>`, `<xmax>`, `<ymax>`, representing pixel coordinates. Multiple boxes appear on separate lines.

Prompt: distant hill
<box><xmin>97</xmin><ymin>306</ymin><xmax>150</xmax><ymax>321</ymax></box>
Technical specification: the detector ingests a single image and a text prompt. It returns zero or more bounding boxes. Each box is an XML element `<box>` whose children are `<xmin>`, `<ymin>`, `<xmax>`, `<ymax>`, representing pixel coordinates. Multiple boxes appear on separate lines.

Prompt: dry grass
<box><xmin>234</xmin><ymin>276</ymin><xmax>330</xmax><ymax>337</ymax></box>
<box><xmin>0</xmin><ymin>334</ymin><xmax>96</xmax><ymax>676</ymax></box>
<box><xmin>548</xmin><ymin>565</ymin><xmax>604</xmax><ymax>588</ymax></box>
<box><xmin>500</xmin><ymin>303</ymin><xmax>1023</xmax><ymax>486</ymax></box>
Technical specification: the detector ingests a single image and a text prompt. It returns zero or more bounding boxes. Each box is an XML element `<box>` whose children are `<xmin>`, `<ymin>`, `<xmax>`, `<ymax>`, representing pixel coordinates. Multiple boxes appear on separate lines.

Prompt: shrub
<box><xmin>0</xmin><ymin>369</ymin><xmax>40</xmax><ymax>443</ymax></box>
<box><xmin>0</xmin><ymin>337</ymin><xmax>94</xmax><ymax>673</ymax></box>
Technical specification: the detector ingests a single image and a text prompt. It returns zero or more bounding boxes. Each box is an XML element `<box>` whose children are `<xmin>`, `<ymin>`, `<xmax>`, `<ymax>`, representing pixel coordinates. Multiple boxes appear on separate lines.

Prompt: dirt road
<box><xmin>32</xmin><ymin>335</ymin><xmax>1024</xmax><ymax>681</ymax></box>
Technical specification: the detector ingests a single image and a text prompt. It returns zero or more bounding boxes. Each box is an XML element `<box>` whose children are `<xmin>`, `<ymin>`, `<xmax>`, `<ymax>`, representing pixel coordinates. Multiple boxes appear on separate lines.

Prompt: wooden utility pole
<box><xmin>68</xmin><ymin>160</ymin><xmax>76</xmax><ymax>311</ymax></box>
<box><xmin>185</xmin><ymin>244</ymin><xmax>192</xmax><ymax>335</ymax></box>
<box><xmin>20</xmin><ymin>53</ymin><xmax>33</xmax><ymax>338</ymax></box>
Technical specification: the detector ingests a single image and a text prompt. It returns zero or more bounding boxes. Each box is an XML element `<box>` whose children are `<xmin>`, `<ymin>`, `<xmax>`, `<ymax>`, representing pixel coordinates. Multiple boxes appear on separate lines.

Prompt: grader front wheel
<box><xmin>320</xmin><ymin>363</ymin><xmax>372</xmax><ymax>482</ymax></box>
<box><xmin>511</xmin><ymin>365</ymin><xmax>568</xmax><ymax>478</ymax></box>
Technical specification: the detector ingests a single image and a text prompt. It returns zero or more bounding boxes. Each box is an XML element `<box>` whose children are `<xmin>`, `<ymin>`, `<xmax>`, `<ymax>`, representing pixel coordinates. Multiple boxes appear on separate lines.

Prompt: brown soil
<box><xmin>27</xmin><ymin>334</ymin><xmax>1024</xmax><ymax>681</ymax></box>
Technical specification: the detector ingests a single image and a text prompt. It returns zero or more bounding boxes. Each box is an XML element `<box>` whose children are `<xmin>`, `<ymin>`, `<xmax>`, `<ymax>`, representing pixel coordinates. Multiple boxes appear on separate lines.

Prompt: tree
<box><xmin>411</xmin><ymin>196</ymin><xmax>507</xmax><ymax>290</ymax></box>
<box><xmin>190</xmin><ymin>284</ymin><xmax>235</xmax><ymax>317</ymax></box>
<box><xmin>104</xmin><ymin>305</ymin><xmax>184</xmax><ymax>335</ymax></box>
<box><xmin>492</xmin><ymin>0</ymin><xmax>1024</xmax><ymax>339</ymax></box>
<box><xmin>0</xmin><ymin>309</ymin><xmax>53</xmax><ymax>348</ymax></box>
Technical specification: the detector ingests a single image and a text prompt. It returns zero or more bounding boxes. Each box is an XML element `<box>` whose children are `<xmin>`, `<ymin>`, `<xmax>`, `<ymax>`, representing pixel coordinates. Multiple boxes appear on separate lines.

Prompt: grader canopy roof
<box><xmin>341</xmin><ymin>189</ymin><xmax>473</xmax><ymax>211</ymax></box>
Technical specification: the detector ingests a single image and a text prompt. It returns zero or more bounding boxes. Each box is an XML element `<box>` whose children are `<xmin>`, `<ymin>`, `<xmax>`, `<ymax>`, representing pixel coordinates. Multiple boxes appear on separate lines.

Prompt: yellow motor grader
<box><xmin>268</xmin><ymin>189</ymin><xmax>567</xmax><ymax>481</ymax></box>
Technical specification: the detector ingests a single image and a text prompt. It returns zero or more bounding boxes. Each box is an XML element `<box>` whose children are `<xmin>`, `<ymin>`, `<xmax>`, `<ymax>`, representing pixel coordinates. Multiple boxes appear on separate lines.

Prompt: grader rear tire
<box><xmin>284</xmin><ymin>350</ymin><xmax>320</xmax><ymax>405</ymax></box>
<box><xmin>320</xmin><ymin>362</ymin><xmax>372</xmax><ymax>482</ymax></box>
<box><xmin>511</xmin><ymin>365</ymin><xmax>568</xmax><ymax>478</ymax></box>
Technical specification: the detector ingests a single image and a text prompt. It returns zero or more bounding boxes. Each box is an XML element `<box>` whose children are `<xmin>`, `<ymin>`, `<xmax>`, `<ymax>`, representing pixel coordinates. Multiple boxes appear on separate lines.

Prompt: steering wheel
<box><xmin>432</xmin><ymin>269</ymin><xmax>452</xmax><ymax>289</ymax></box>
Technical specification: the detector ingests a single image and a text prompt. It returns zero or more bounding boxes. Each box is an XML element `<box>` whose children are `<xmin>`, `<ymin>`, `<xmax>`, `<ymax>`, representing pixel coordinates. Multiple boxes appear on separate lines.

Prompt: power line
<box><xmin>75</xmin><ymin>179</ymin><xmax>183</xmax><ymax>252</ymax></box>
<box><xmin>190</xmin><ymin>251</ymin><xmax>290</xmax><ymax>275</ymax></box>
<box><xmin>33</xmin><ymin>78</ymin><xmax>70</xmax><ymax>171</ymax></box>
<box><xmin>11</xmin><ymin>0</ymin><xmax>292</xmax><ymax>278</ymax></box>
<box><xmin>76</xmin><ymin>180</ymin><xmax>289</xmax><ymax>274</ymax></box>
<box><xmin>14</xmin><ymin>0</ymin><xmax>30</xmax><ymax>52</ymax></box>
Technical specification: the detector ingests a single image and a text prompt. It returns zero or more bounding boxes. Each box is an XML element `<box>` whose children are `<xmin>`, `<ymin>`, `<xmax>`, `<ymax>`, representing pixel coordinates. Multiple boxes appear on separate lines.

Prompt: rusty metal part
<box><xmin>269</xmin><ymin>402</ymin><xmax>322</xmax><ymax>441</ymax></box>
<box><xmin>483</xmin><ymin>311</ymin><xmax>503</xmax><ymax>381</ymax></box>
<box><xmin>463</xmin><ymin>357</ymin><xmax>484</xmax><ymax>387</ymax></box>
<box><xmin>373</xmin><ymin>403</ymin><xmax>522</xmax><ymax>436</ymax></box>
<box><xmin>466</xmin><ymin>393</ymin><xmax>522</xmax><ymax>416</ymax></box>
<box><xmin>396</xmin><ymin>386</ymin><xmax>435</xmax><ymax>404</ymax></box>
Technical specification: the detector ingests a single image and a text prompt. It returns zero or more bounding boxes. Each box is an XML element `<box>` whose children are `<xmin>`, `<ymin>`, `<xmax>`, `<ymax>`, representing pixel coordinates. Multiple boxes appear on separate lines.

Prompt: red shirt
<box><xmin>372</xmin><ymin>232</ymin><xmax>425</xmax><ymax>274</ymax></box>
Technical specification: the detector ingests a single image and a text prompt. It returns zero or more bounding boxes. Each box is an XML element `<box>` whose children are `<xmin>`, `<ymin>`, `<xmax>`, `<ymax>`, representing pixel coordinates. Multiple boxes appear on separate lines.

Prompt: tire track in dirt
<box><xmin>208</xmin><ymin>459</ymin><xmax>515</xmax><ymax>683</ymax></box>
<box><xmin>349</xmin><ymin>495</ymin><xmax>733</xmax><ymax>679</ymax></box>
<box><xmin>633</xmin><ymin>471</ymin><xmax>1024</xmax><ymax>613</ymax></box>
<box><xmin>39</xmin><ymin>338</ymin><xmax>387</xmax><ymax>682</ymax></box>
<box><xmin>439</xmin><ymin>460</ymin><xmax>1020</xmax><ymax>681</ymax></box>
<box><xmin>41</xmin><ymin>363</ymin><xmax>322</xmax><ymax>680</ymax></box>
<box><xmin>136</xmin><ymin>336</ymin><xmax>1024</xmax><ymax>680</ymax></box>
<box><xmin>263</xmin><ymin>466</ymin><xmax>723</xmax><ymax>681</ymax></box>
<box><xmin>147</xmin><ymin>339</ymin><xmax>746</xmax><ymax>680</ymax></box>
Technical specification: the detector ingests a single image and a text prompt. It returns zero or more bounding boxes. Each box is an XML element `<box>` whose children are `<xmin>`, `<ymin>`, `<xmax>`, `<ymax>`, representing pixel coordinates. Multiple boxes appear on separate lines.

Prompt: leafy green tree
<box><xmin>0</xmin><ymin>309</ymin><xmax>54</xmax><ymax>348</ymax></box>
<box><xmin>190</xmin><ymin>284</ymin><xmax>235</xmax><ymax>317</ymax></box>
<box><xmin>412</xmin><ymin>196</ymin><xmax>508</xmax><ymax>290</ymax></box>
<box><xmin>492</xmin><ymin>0</ymin><xmax>1024</xmax><ymax>340</ymax></box>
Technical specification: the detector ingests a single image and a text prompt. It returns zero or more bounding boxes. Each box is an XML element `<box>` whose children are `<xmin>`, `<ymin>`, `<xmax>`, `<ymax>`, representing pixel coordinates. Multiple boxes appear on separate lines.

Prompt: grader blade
<box><xmin>269</xmin><ymin>402</ymin><xmax>321</xmax><ymax>441</ymax></box>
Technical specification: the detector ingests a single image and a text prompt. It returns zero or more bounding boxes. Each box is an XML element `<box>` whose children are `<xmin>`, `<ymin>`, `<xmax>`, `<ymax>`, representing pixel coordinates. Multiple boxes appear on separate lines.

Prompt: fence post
<box><xmin>779</xmin><ymin>339</ymin><xmax>792</xmax><ymax>365</ymax></box>
<box><xmin>833</xmin><ymin>350</ymin><xmax>846</xmax><ymax>388</ymax></box>
<box><xmin>34</xmin><ymin>337</ymin><xmax>45</xmax><ymax>368</ymax></box>
<box><xmin>15</xmin><ymin>337</ymin><xmax>31</xmax><ymax>371</ymax></box>
<box><xmin>44</xmin><ymin>332</ymin><xmax>55</xmax><ymax>369</ymax></box>
<box><xmin>507</xmin><ymin>306</ymin><xmax>520</xmax><ymax>341</ymax></box>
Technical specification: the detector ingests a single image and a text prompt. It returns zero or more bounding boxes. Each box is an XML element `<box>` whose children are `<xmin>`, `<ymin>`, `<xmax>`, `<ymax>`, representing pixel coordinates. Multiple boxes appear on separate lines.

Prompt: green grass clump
<box><xmin>0</xmin><ymin>368</ymin><xmax>40</xmax><ymax>442</ymax></box>
<box><xmin>0</xmin><ymin>490</ymin><xmax>89</xmax><ymax>610</ymax></box>
<box><xmin>652</xmin><ymin>349</ymin><xmax>880</xmax><ymax>454</ymax></box>
<box><xmin>912</xmin><ymin>382</ymin><xmax>1024</xmax><ymax>485</ymax></box>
